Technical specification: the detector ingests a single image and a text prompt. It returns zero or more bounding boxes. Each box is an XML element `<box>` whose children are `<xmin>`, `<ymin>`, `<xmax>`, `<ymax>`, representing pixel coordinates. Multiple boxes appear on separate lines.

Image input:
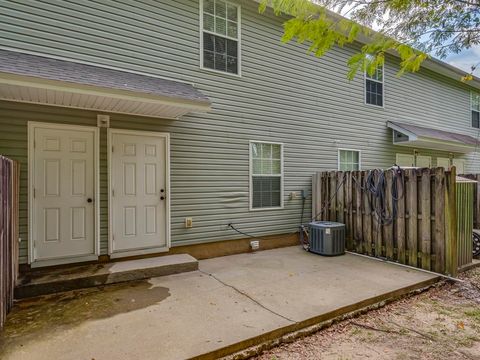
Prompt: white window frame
<box><xmin>337</xmin><ymin>148</ymin><xmax>361</xmax><ymax>171</ymax></box>
<box><xmin>199</xmin><ymin>0</ymin><xmax>242</xmax><ymax>77</ymax></box>
<box><xmin>364</xmin><ymin>63</ymin><xmax>385</xmax><ymax>108</ymax></box>
<box><xmin>249</xmin><ymin>140</ymin><xmax>284</xmax><ymax>211</ymax></box>
<box><xmin>471</xmin><ymin>91</ymin><xmax>480</xmax><ymax>129</ymax></box>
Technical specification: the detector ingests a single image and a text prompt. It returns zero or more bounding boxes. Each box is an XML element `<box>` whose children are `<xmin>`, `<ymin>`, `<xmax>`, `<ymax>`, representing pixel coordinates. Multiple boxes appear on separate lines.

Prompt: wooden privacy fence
<box><xmin>0</xmin><ymin>156</ymin><xmax>20</xmax><ymax>330</ymax></box>
<box><xmin>462</xmin><ymin>174</ymin><xmax>480</xmax><ymax>230</ymax></box>
<box><xmin>312</xmin><ymin>168</ymin><xmax>458</xmax><ymax>276</ymax></box>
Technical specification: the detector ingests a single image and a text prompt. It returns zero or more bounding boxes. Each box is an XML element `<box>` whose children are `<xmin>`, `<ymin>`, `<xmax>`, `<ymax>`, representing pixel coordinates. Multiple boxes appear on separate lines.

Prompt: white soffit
<box><xmin>0</xmin><ymin>73</ymin><xmax>211</xmax><ymax>119</ymax></box>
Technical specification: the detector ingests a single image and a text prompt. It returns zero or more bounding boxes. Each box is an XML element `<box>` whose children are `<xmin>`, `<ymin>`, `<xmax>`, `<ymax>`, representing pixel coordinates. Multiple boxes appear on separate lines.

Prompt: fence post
<box><xmin>445</xmin><ymin>167</ymin><xmax>458</xmax><ymax>276</ymax></box>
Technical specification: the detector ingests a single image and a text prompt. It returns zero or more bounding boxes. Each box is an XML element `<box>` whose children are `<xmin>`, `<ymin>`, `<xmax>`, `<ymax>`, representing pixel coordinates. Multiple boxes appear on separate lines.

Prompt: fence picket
<box><xmin>384</xmin><ymin>171</ymin><xmax>394</xmax><ymax>259</ymax></box>
<box><xmin>396</xmin><ymin>172</ymin><xmax>406</xmax><ymax>264</ymax></box>
<box><xmin>406</xmin><ymin>169</ymin><xmax>418</xmax><ymax>267</ymax></box>
<box><xmin>434</xmin><ymin>168</ymin><xmax>446</xmax><ymax>273</ymax></box>
<box><xmin>0</xmin><ymin>156</ymin><xmax>20</xmax><ymax>330</ymax></box>
<box><xmin>420</xmin><ymin>169</ymin><xmax>432</xmax><ymax>270</ymax></box>
<box><xmin>354</xmin><ymin>171</ymin><xmax>363</xmax><ymax>253</ymax></box>
<box><xmin>337</xmin><ymin>171</ymin><xmax>344</xmax><ymax>225</ymax></box>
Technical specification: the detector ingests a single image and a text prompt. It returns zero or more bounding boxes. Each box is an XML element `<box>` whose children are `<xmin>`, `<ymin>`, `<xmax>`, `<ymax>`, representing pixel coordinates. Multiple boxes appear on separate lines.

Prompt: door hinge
<box><xmin>33</xmin><ymin>140</ymin><xmax>36</xmax><ymax>149</ymax></box>
<box><xmin>111</xmin><ymin>145</ymin><xmax>114</xmax><ymax>153</ymax></box>
<box><xmin>112</xmin><ymin>189</ymin><xmax>115</xmax><ymax>197</ymax></box>
<box><xmin>33</xmin><ymin>188</ymin><xmax>36</xmax><ymax>198</ymax></box>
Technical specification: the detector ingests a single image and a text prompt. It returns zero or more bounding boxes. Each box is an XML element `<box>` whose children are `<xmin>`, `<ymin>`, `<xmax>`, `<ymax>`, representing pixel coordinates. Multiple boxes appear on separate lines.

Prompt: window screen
<box><xmin>365</xmin><ymin>65</ymin><xmax>383</xmax><ymax>106</ymax></box>
<box><xmin>202</xmin><ymin>0</ymin><xmax>239</xmax><ymax>74</ymax></box>
<box><xmin>472</xmin><ymin>92</ymin><xmax>480</xmax><ymax>128</ymax></box>
<box><xmin>339</xmin><ymin>150</ymin><xmax>360</xmax><ymax>171</ymax></box>
<box><xmin>251</xmin><ymin>142</ymin><xmax>282</xmax><ymax>209</ymax></box>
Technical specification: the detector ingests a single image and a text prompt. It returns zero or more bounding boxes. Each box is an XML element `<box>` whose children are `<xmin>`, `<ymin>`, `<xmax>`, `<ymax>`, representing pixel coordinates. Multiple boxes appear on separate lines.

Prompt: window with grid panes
<box><xmin>202</xmin><ymin>0</ymin><xmax>239</xmax><ymax>74</ymax></box>
<box><xmin>338</xmin><ymin>150</ymin><xmax>360</xmax><ymax>171</ymax></box>
<box><xmin>472</xmin><ymin>92</ymin><xmax>480</xmax><ymax>128</ymax></box>
<box><xmin>365</xmin><ymin>64</ymin><xmax>384</xmax><ymax>106</ymax></box>
<box><xmin>250</xmin><ymin>142</ymin><xmax>283</xmax><ymax>209</ymax></box>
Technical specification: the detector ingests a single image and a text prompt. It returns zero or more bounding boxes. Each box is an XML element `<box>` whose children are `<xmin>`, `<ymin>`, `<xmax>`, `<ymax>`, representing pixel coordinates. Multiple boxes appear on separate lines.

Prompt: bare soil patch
<box><xmin>256</xmin><ymin>267</ymin><xmax>480</xmax><ymax>360</ymax></box>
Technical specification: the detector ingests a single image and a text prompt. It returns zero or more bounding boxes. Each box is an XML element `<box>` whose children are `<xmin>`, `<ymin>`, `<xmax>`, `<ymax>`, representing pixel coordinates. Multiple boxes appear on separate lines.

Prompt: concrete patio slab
<box><xmin>15</xmin><ymin>254</ymin><xmax>198</xmax><ymax>298</ymax></box>
<box><xmin>0</xmin><ymin>246</ymin><xmax>439</xmax><ymax>360</ymax></box>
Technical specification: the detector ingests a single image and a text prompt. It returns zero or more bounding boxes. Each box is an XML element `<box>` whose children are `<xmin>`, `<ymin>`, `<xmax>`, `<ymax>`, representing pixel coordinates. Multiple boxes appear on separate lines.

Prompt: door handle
<box><xmin>160</xmin><ymin>189</ymin><xmax>165</xmax><ymax>200</ymax></box>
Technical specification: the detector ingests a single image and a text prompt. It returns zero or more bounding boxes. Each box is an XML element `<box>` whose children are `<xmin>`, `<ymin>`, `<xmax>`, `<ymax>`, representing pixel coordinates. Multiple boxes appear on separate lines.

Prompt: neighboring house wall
<box><xmin>1</xmin><ymin>0</ymin><xmax>480</xmax><ymax>264</ymax></box>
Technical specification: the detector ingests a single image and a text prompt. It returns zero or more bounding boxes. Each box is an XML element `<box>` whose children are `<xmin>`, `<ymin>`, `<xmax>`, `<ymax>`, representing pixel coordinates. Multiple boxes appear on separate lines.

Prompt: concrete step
<box><xmin>15</xmin><ymin>254</ymin><xmax>198</xmax><ymax>299</ymax></box>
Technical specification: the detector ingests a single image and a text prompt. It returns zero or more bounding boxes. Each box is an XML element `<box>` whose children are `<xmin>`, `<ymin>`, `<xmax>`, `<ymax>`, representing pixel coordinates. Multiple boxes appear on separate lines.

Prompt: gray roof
<box><xmin>389</xmin><ymin>121</ymin><xmax>479</xmax><ymax>146</ymax></box>
<box><xmin>0</xmin><ymin>49</ymin><xmax>210</xmax><ymax>105</ymax></box>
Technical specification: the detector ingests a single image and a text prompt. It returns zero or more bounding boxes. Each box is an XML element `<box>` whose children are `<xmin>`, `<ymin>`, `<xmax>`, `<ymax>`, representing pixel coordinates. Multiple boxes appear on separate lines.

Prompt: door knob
<box><xmin>160</xmin><ymin>196</ymin><xmax>165</xmax><ymax>200</ymax></box>
<box><xmin>87</xmin><ymin>198</ymin><xmax>93</xmax><ymax>203</ymax></box>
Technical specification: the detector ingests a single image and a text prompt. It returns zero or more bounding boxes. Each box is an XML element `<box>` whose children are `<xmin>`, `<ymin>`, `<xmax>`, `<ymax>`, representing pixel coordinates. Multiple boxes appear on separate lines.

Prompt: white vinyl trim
<box><xmin>337</xmin><ymin>148</ymin><xmax>362</xmax><ymax>171</ymax></box>
<box><xmin>249</xmin><ymin>140</ymin><xmax>284</xmax><ymax>211</ymax></box>
<box><xmin>199</xmin><ymin>0</ymin><xmax>242</xmax><ymax>77</ymax></box>
<box><xmin>27</xmin><ymin>121</ymin><xmax>100</xmax><ymax>266</ymax></box>
<box><xmin>107</xmin><ymin>128</ymin><xmax>171</xmax><ymax>256</ymax></box>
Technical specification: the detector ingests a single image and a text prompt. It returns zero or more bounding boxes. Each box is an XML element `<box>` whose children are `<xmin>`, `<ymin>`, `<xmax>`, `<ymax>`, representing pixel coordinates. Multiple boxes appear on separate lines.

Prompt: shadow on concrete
<box><xmin>0</xmin><ymin>280</ymin><xmax>169</xmax><ymax>350</ymax></box>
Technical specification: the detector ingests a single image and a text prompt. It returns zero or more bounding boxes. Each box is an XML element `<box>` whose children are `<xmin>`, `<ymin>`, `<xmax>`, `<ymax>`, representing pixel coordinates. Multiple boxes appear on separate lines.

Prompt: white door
<box><xmin>396</xmin><ymin>154</ymin><xmax>415</xmax><ymax>167</ymax></box>
<box><xmin>452</xmin><ymin>159</ymin><xmax>466</xmax><ymax>174</ymax></box>
<box><xmin>416</xmin><ymin>155</ymin><xmax>432</xmax><ymax>168</ymax></box>
<box><xmin>110</xmin><ymin>130</ymin><xmax>169</xmax><ymax>254</ymax></box>
<box><xmin>31</xmin><ymin>124</ymin><xmax>97</xmax><ymax>262</ymax></box>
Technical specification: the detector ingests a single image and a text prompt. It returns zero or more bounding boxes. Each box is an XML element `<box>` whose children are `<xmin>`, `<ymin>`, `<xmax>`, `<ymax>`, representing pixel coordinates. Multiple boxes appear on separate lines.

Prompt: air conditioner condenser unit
<box><xmin>308</xmin><ymin>221</ymin><xmax>345</xmax><ymax>256</ymax></box>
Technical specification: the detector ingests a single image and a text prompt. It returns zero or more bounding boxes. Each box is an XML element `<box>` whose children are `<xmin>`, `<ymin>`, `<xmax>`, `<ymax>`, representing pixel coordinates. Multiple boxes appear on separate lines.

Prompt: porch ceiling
<box><xmin>0</xmin><ymin>49</ymin><xmax>211</xmax><ymax>118</ymax></box>
<box><xmin>387</xmin><ymin>121</ymin><xmax>479</xmax><ymax>153</ymax></box>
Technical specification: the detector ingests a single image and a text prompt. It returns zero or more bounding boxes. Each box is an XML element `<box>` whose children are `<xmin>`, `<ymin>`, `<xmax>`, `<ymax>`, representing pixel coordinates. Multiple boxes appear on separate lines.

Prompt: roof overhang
<box><xmin>387</xmin><ymin>121</ymin><xmax>479</xmax><ymax>153</ymax></box>
<box><xmin>0</xmin><ymin>49</ymin><xmax>211</xmax><ymax>118</ymax></box>
<box><xmin>0</xmin><ymin>72</ymin><xmax>211</xmax><ymax>119</ymax></box>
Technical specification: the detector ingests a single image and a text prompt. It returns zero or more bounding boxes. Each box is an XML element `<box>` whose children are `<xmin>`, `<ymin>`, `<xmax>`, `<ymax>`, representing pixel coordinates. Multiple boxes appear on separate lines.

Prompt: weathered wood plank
<box><xmin>406</xmin><ymin>169</ymin><xmax>418</xmax><ymax>267</ymax></box>
<box><xmin>445</xmin><ymin>167</ymin><xmax>458</xmax><ymax>276</ymax></box>
<box><xmin>346</xmin><ymin>172</ymin><xmax>354</xmax><ymax>250</ymax></box>
<box><xmin>363</xmin><ymin>171</ymin><xmax>372</xmax><ymax>255</ymax></box>
<box><xmin>420</xmin><ymin>168</ymin><xmax>431</xmax><ymax>270</ymax></box>
<box><xmin>329</xmin><ymin>171</ymin><xmax>336</xmax><ymax>221</ymax></box>
<box><xmin>396</xmin><ymin>170</ymin><xmax>406</xmax><ymax>264</ymax></box>
<box><xmin>337</xmin><ymin>171</ymin><xmax>345</xmax><ymax>225</ymax></box>
<box><xmin>434</xmin><ymin>167</ymin><xmax>445</xmax><ymax>273</ymax></box>
<box><xmin>384</xmin><ymin>170</ymin><xmax>394</xmax><ymax>259</ymax></box>
<box><xmin>354</xmin><ymin>171</ymin><xmax>363</xmax><ymax>253</ymax></box>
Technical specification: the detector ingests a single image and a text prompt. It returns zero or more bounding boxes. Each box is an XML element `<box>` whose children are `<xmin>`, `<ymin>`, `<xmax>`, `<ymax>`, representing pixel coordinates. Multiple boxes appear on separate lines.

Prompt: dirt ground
<box><xmin>256</xmin><ymin>267</ymin><xmax>480</xmax><ymax>360</ymax></box>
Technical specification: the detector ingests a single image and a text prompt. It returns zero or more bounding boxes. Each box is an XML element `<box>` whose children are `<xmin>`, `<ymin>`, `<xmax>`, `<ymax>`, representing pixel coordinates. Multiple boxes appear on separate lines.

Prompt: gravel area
<box><xmin>255</xmin><ymin>267</ymin><xmax>480</xmax><ymax>360</ymax></box>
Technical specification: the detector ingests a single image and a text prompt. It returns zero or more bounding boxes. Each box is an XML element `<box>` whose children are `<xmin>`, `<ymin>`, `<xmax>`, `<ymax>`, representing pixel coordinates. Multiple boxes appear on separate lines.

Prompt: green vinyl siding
<box><xmin>1</xmin><ymin>0</ymin><xmax>480</xmax><ymax>264</ymax></box>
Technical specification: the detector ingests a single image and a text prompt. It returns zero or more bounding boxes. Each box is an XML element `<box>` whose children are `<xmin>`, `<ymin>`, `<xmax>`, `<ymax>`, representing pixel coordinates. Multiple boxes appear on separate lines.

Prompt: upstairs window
<box><xmin>250</xmin><ymin>142</ymin><xmax>283</xmax><ymax>210</ymax></box>
<box><xmin>472</xmin><ymin>92</ymin><xmax>480</xmax><ymax>128</ymax></box>
<box><xmin>201</xmin><ymin>0</ymin><xmax>240</xmax><ymax>75</ymax></box>
<box><xmin>338</xmin><ymin>149</ymin><xmax>360</xmax><ymax>171</ymax></box>
<box><xmin>365</xmin><ymin>64</ymin><xmax>384</xmax><ymax>107</ymax></box>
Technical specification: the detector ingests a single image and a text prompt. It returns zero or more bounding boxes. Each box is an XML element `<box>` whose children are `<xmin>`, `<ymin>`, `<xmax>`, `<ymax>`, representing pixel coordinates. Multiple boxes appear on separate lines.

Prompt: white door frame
<box><xmin>107</xmin><ymin>128</ymin><xmax>171</xmax><ymax>258</ymax></box>
<box><xmin>28</xmin><ymin>121</ymin><xmax>100</xmax><ymax>267</ymax></box>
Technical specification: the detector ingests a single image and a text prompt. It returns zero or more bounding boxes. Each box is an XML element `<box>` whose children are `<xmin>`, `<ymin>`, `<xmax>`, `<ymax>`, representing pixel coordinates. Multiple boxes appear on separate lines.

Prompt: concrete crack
<box><xmin>199</xmin><ymin>269</ymin><xmax>296</xmax><ymax>323</ymax></box>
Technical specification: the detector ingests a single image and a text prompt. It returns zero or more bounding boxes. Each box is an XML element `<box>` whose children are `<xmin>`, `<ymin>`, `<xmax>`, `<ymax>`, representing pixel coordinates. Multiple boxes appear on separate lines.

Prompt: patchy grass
<box><xmin>255</xmin><ymin>267</ymin><xmax>480</xmax><ymax>360</ymax></box>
